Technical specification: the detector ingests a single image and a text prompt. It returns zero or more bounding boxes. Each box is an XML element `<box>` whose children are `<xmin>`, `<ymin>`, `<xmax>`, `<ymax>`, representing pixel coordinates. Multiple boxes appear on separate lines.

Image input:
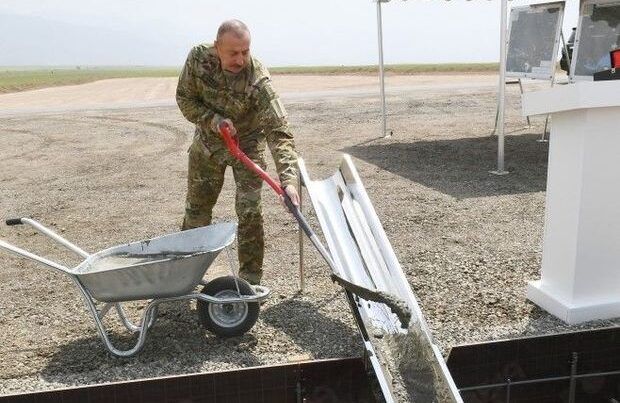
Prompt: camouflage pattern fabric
<box><xmin>182</xmin><ymin>138</ymin><xmax>265</xmax><ymax>284</ymax></box>
<box><xmin>177</xmin><ymin>43</ymin><xmax>298</xmax><ymax>285</ymax></box>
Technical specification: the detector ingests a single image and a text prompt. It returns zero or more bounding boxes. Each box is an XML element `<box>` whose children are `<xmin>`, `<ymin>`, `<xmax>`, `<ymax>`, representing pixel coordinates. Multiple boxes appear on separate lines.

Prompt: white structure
<box><xmin>522</xmin><ymin>80</ymin><xmax>620</xmax><ymax>324</ymax></box>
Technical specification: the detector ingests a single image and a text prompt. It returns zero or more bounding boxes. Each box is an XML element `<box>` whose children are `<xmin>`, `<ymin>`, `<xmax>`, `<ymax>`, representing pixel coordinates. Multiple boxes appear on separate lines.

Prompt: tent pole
<box><xmin>376</xmin><ymin>0</ymin><xmax>389</xmax><ymax>138</ymax></box>
<box><xmin>492</xmin><ymin>0</ymin><xmax>509</xmax><ymax>175</ymax></box>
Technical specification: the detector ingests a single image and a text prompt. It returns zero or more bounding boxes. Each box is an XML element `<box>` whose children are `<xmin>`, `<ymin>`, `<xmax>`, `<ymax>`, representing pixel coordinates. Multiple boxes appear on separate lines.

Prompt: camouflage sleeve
<box><xmin>256</xmin><ymin>78</ymin><xmax>298</xmax><ymax>188</ymax></box>
<box><xmin>176</xmin><ymin>48</ymin><xmax>216</xmax><ymax>129</ymax></box>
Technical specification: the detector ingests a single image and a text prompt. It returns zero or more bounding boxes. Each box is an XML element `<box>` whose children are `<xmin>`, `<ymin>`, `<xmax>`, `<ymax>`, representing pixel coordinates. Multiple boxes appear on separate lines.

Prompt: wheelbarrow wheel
<box><xmin>197</xmin><ymin>276</ymin><xmax>259</xmax><ymax>337</ymax></box>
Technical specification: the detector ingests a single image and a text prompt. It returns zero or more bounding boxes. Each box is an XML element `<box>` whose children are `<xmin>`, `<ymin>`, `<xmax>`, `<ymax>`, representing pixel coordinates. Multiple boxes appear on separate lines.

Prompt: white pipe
<box><xmin>496</xmin><ymin>0</ymin><xmax>508</xmax><ymax>173</ymax></box>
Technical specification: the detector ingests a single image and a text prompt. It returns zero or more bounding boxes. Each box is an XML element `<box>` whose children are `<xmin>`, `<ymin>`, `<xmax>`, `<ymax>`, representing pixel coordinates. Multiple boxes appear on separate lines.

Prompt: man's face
<box><xmin>215</xmin><ymin>31</ymin><xmax>251</xmax><ymax>74</ymax></box>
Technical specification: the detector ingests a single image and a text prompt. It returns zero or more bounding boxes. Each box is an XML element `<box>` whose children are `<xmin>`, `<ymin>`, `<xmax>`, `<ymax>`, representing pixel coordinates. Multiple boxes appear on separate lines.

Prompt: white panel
<box><xmin>506</xmin><ymin>2</ymin><xmax>565</xmax><ymax>80</ymax></box>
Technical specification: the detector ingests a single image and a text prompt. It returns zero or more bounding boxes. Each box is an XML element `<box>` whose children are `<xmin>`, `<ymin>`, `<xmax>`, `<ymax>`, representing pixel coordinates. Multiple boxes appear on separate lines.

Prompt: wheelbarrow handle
<box><xmin>0</xmin><ymin>239</ymin><xmax>71</xmax><ymax>273</ymax></box>
<box><xmin>0</xmin><ymin>217</ymin><xmax>86</xmax><ymax>275</ymax></box>
<box><xmin>4</xmin><ymin>217</ymin><xmax>90</xmax><ymax>259</ymax></box>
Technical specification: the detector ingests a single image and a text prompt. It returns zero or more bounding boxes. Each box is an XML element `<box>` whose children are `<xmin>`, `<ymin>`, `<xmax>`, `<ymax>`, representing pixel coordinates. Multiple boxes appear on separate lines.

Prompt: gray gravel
<box><xmin>2</xmin><ymin>75</ymin><xmax>620</xmax><ymax>396</ymax></box>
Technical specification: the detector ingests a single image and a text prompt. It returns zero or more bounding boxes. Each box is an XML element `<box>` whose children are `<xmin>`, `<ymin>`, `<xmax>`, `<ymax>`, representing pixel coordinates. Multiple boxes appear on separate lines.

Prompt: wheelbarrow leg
<box><xmin>74</xmin><ymin>279</ymin><xmax>160</xmax><ymax>357</ymax></box>
<box><xmin>113</xmin><ymin>303</ymin><xmax>157</xmax><ymax>333</ymax></box>
<box><xmin>98</xmin><ymin>302</ymin><xmax>157</xmax><ymax>333</ymax></box>
<box><xmin>90</xmin><ymin>300</ymin><xmax>160</xmax><ymax>358</ymax></box>
<box><xmin>98</xmin><ymin>303</ymin><xmax>115</xmax><ymax>319</ymax></box>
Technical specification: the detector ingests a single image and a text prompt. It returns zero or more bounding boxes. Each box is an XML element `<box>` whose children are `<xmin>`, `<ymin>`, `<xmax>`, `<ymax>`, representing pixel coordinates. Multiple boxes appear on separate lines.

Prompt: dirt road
<box><xmin>0</xmin><ymin>74</ymin><xmax>498</xmax><ymax>116</ymax></box>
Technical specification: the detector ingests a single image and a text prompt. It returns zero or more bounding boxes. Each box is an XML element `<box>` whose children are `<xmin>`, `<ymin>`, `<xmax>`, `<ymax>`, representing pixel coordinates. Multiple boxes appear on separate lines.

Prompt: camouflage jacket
<box><xmin>176</xmin><ymin>43</ymin><xmax>298</xmax><ymax>187</ymax></box>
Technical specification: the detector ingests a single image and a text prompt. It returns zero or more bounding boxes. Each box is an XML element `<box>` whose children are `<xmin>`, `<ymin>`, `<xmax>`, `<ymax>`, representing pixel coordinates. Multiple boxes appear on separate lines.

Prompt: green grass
<box><xmin>0</xmin><ymin>67</ymin><xmax>180</xmax><ymax>94</ymax></box>
<box><xmin>270</xmin><ymin>63</ymin><xmax>499</xmax><ymax>75</ymax></box>
<box><xmin>0</xmin><ymin>63</ymin><xmax>499</xmax><ymax>94</ymax></box>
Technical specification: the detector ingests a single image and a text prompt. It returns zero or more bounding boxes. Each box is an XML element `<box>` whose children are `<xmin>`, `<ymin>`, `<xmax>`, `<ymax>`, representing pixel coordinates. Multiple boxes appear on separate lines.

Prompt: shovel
<box><xmin>218</xmin><ymin>122</ymin><xmax>411</xmax><ymax>327</ymax></box>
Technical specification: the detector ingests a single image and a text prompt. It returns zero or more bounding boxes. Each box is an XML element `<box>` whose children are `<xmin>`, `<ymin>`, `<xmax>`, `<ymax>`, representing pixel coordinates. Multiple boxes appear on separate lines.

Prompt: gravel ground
<box><xmin>2</xmin><ymin>74</ymin><xmax>620</xmax><ymax>396</ymax></box>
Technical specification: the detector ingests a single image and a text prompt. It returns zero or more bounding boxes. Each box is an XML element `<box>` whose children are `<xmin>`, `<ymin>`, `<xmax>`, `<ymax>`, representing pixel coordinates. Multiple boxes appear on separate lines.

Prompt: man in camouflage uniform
<box><xmin>176</xmin><ymin>20</ymin><xmax>299</xmax><ymax>285</ymax></box>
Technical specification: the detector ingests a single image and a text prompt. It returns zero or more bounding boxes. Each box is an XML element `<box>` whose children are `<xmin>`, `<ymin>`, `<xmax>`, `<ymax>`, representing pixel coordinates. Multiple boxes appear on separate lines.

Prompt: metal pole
<box><xmin>296</xmin><ymin>381</ymin><xmax>303</xmax><ymax>403</ymax></box>
<box><xmin>492</xmin><ymin>79</ymin><xmax>528</xmax><ymax>136</ymax></box>
<box><xmin>568</xmin><ymin>352</ymin><xmax>578</xmax><ymax>403</ymax></box>
<box><xmin>539</xmin><ymin>32</ymin><xmax>564</xmax><ymax>143</ymax></box>
<box><xmin>492</xmin><ymin>0</ymin><xmax>509</xmax><ymax>175</ymax></box>
<box><xmin>376</xmin><ymin>0</ymin><xmax>389</xmax><ymax>138</ymax></box>
<box><xmin>518</xmin><ymin>79</ymin><xmax>531</xmax><ymax>126</ymax></box>
<box><xmin>506</xmin><ymin>378</ymin><xmax>512</xmax><ymax>402</ymax></box>
<box><xmin>561</xmin><ymin>31</ymin><xmax>571</xmax><ymax>73</ymax></box>
<box><xmin>492</xmin><ymin>103</ymin><xmax>499</xmax><ymax>135</ymax></box>
<box><xmin>298</xmin><ymin>172</ymin><xmax>304</xmax><ymax>293</ymax></box>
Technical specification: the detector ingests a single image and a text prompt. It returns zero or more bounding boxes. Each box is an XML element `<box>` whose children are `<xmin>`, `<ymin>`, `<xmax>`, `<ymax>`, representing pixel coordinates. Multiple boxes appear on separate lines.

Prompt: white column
<box><xmin>376</xmin><ymin>0</ymin><xmax>388</xmax><ymax>138</ymax></box>
<box><xmin>522</xmin><ymin>81</ymin><xmax>620</xmax><ymax>324</ymax></box>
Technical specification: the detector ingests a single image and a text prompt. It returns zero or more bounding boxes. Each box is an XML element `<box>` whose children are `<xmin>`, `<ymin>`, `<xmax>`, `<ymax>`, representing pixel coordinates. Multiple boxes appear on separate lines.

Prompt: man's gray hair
<box><xmin>216</xmin><ymin>20</ymin><xmax>250</xmax><ymax>41</ymax></box>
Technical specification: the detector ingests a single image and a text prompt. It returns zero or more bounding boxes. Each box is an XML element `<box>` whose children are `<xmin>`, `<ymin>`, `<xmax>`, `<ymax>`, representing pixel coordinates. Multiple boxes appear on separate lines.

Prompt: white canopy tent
<box><xmin>374</xmin><ymin>0</ymin><xmax>511</xmax><ymax>174</ymax></box>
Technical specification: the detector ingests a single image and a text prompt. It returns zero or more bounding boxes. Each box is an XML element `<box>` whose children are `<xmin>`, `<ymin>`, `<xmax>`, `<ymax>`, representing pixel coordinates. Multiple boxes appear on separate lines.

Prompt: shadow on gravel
<box><xmin>261</xmin><ymin>298</ymin><xmax>360</xmax><ymax>358</ymax></box>
<box><xmin>39</xmin><ymin>302</ymin><xmax>261</xmax><ymax>384</ymax></box>
<box><xmin>343</xmin><ymin>133</ymin><xmax>548</xmax><ymax>199</ymax></box>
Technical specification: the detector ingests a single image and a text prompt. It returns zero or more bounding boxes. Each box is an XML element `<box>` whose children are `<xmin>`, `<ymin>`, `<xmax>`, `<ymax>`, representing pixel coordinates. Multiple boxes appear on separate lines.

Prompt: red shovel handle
<box><xmin>218</xmin><ymin>121</ymin><xmax>313</xmax><ymax>240</ymax></box>
<box><xmin>218</xmin><ymin>121</ymin><xmax>285</xmax><ymax>197</ymax></box>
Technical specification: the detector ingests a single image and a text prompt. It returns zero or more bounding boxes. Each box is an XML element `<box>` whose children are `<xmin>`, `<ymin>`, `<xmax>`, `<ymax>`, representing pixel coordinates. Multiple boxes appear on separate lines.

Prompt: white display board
<box><xmin>571</xmin><ymin>0</ymin><xmax>620</xmax><ymax>80</ymax></box>
<box><xmin>506</xmin><ymin>2</ymin><xmax>565</xmax><ymax>80</ymax></box>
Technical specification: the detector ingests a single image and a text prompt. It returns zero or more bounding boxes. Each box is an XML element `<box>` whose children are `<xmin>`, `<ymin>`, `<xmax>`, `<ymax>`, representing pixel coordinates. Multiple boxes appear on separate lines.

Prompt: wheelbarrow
<box><xmin>0</xmin><ymin>218</ymin><xmax>270</xmax><ymax>357</ymax></box>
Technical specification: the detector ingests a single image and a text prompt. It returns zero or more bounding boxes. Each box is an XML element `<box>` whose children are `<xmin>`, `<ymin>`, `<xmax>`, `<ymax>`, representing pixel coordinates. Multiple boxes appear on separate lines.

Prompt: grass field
<box><xmin>0</xmin><ymin>63</ymin><xmax>499</xmax><ymax>94</ymax></box>
<box><xmin>0</xmin><ymin>67</ymin><xmax>179</xmax><ymax>94</ymax></box>
<box><xmin>270</xmin><ymin>63</ymin><xmax>498</xmax><ymax>75</ymax></box>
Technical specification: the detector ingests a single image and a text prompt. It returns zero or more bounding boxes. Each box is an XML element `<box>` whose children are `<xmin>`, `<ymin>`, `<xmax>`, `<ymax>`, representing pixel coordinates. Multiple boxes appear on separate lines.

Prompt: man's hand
<box><xmin>282</xmin><ymin>185</ymin><xmax>300</xmax><ymax>208</ymax></box>
<box><xmin>212</xmin><ymin>115</ymin><xmax>237</xmax><ymax>137</ymax></box>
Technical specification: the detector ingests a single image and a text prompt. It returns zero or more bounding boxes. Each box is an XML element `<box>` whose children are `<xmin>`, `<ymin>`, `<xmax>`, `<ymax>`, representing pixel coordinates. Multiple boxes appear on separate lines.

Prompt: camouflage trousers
<box><xmin>182</xmin><ymin>136</ymin><xmax>265</xmax><ymax>285</ymax></box>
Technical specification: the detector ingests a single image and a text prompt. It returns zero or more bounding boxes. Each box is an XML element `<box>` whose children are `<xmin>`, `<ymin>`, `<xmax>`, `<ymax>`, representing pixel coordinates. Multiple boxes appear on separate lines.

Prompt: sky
<box><xmin>0</xmin><ymin>0</ymin><xmax>580</xmax><ymax>67</ymax></box>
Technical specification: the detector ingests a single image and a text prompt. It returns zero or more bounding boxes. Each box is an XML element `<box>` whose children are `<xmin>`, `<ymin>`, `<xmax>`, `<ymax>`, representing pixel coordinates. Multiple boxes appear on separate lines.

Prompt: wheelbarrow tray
<box><xmin>74</xmin><ymin>223</ymin><xmax>237</xmax><ymax>302</ymax></box>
